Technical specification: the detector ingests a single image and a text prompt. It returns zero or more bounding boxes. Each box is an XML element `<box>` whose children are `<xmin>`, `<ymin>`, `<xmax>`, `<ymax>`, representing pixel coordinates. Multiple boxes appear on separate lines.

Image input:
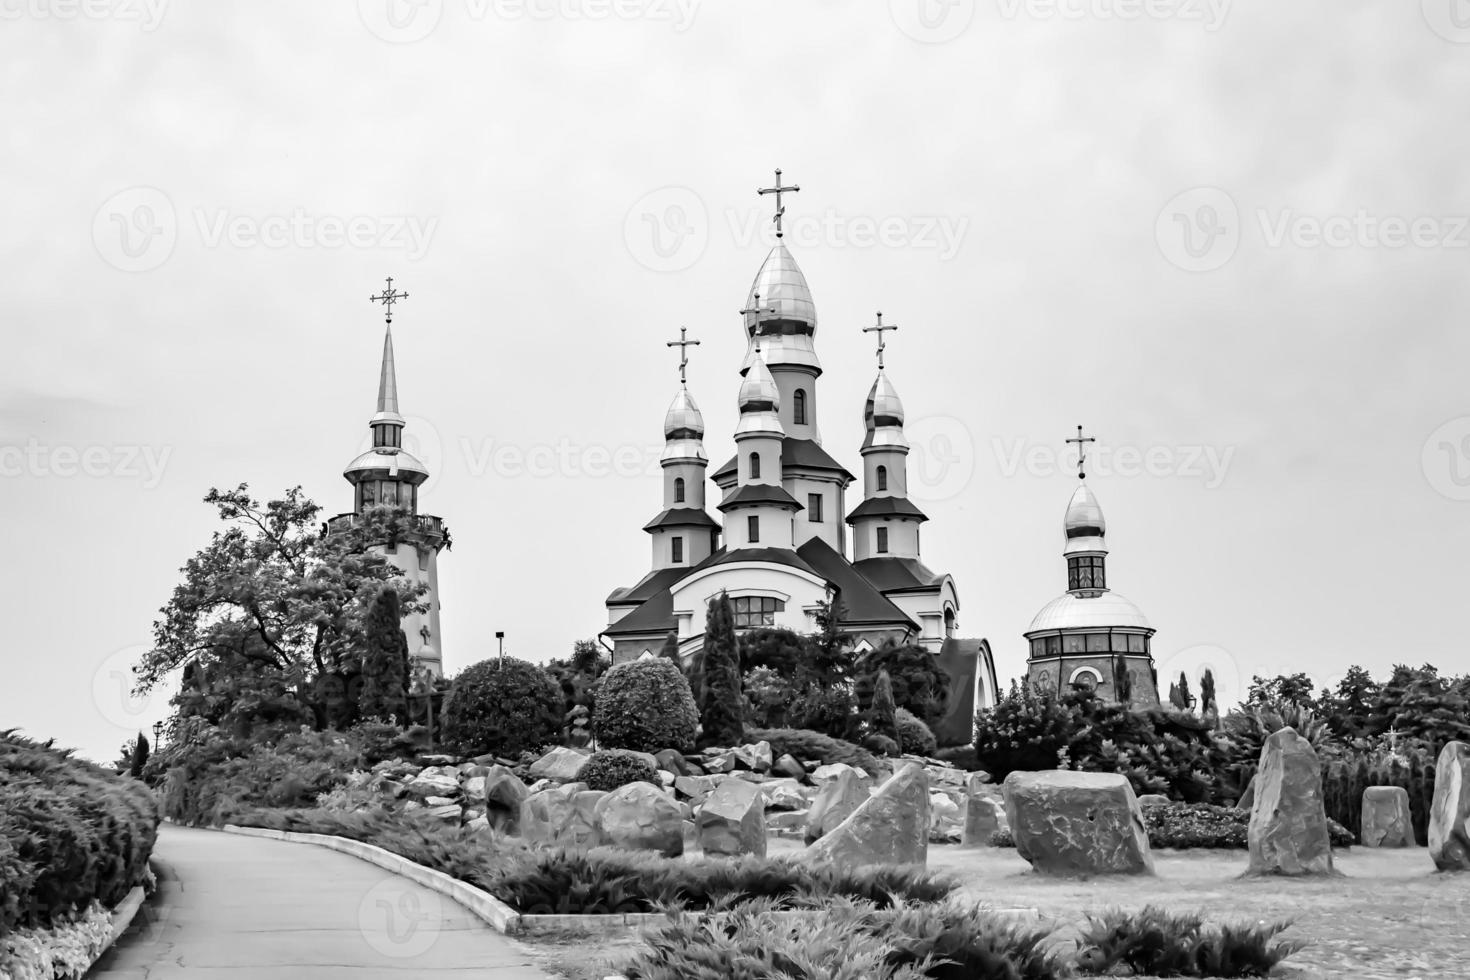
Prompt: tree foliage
<box><xmin>357</xmin><ymin>587</ymin><xmax>410</xmax><ymax>724</ymax></box>
<box><xmin>695</xmin><ymin>592</ymin><xmax>744</xmax><ymax>747</ymax></box>
<box><xmin>853</xmin><ymin>640</ymin><xmax>951</xmax><ymax>727</ymax></box>
<box><xmin>594</xmin><ymin>658</ymin><xmax>699</xmax><ymax>752</ymax></box>
<box><xmin>440</xmin><ymin>657</ymin><xmax>564</xmax><ymax>757</ymax></box>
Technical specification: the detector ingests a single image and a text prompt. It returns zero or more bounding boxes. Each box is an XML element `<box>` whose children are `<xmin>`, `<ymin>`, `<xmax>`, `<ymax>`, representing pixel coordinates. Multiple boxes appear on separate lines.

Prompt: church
<box><xmin>601</xmin><ymin>174</ymin><xmax>998</xmax><ymax>735</ymax></box>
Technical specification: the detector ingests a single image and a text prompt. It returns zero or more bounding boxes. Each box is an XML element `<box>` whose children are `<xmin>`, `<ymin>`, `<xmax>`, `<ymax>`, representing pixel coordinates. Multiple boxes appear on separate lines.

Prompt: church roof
<box><xmin>717</xmin><ymin>484</ymin><xmax>803</xmax><ymax>513</ymax></box>
<box><xmin>713</xmin><ymin>438</ymin><xmax>855</xmax><ymax>483</ymax></box>
<box><xmin>797</xmin><ymin>538</ymin><xmax>917</xmax><ymax>628</ymax></box>
<box><xmin>605</xmin><ymin>565</ymin><xmax>689</xmax><ymax>607</ymax></box>
<box><xmin>850</xmin><ymin>556</ymin><xmax>943</xmax><ymax>593</ymax></box>
<box><xmin>642</xmin><ymin>507</ymin><xmax>720</xmax><ymax>532</ymax></box>
<box><xmin>845</xmin><ymin>496</ymin><xmax>928</xmax><ymax>523</ymax></box>
<box><xmin>1026</xmin><ymin>590</ymin><xmax>1152</xmax><ymax>633</ymax></box>
<box><xmin>602</xmin><ymin>587</ymin><xmax>676</xmax><ymax>638</ymax></box>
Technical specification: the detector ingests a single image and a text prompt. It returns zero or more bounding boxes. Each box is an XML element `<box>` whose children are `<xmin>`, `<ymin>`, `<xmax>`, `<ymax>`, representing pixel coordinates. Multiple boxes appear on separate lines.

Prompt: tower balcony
<box><xmin>326</xmin><ymin>511</ymin><xmax>451</xmax><ymax>551</ymax></box>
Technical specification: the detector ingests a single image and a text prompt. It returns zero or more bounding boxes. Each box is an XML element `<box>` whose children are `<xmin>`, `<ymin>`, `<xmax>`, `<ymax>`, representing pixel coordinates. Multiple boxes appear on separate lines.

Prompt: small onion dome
<box><xmin>862</xmin><ymin>370</ymin><xmax>908</xmax><ymax>451</ymax></box>
<box><xmin>743</xmin><ymin>242</ymin><xmax>817</xmax><ymax>335</ymax></box>
<box><xmin>1027</xmin><ymin>591</ymin><xmax>1151</xmax><ymax>632</ymax></box>
<box><xmin>664</xmin><ymin>385</ymin><xmax>705</xmax><ymax>440</ymax></box>
<box><xmin>736</xmin><ymin>349</ymin><xmax>784</xmax><ymax>437</ymax></box>
<box><xmin>344</xmin><ymin>446</ymin><xmax>429</xmax><ymax>483</ymax></box>
<box><xmin>1063</xmin><ymin>482</ymin><xmax>1107</xmax><ymax>556</ymax></box>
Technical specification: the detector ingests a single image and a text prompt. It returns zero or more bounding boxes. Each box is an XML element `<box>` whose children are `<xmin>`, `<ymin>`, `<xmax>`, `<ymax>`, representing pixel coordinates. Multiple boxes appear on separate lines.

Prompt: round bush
<box><xmin>594</xmin><ymin>659</ymin><xmax>699</xmax><ymax>752</ymax></box>
<box><xmin>894</xmin><ymin>708</ymin><xmax>937</xmax><ymax>757</ymax></box>
<box><xmin>579</xmin><ymin>750</ymin><xmax>659</xmax><ymax>791</ymax></box>
<box><xmin>440</xmin><ymin>657</ymin><xmax>565</xmax><ymax>757</ymax></box>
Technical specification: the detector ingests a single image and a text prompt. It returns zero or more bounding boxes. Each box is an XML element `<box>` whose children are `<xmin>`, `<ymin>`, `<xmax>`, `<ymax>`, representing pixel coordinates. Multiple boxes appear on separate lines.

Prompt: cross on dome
<box><xmin>1067</xmin><ymin>425</ymin><xmax>1097</xmax><ymax>480</ymax></box>
<box><xmin>368</xmin><ymin>276</ymin><xmax>408</xmax><ymax>325</ymax></box>
<box><xmin>666</xmin><ymin>326</ymin><xmax>701</xmax><ymax>385</ymax></box>
<box><xmin>863</xmin><ymin>311</ymin><xmax>899</xmax><ymax>370</ymax></box>
<box><xmin>757</xmin><ymin>168</ymin><xmax>801</xmax><ymax>238</ymax></box>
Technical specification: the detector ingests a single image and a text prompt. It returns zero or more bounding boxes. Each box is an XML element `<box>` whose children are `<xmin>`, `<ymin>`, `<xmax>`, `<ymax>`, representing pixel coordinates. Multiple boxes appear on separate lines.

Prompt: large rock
<box><xmin>1360</xmin><ymin>786</ymin><xmax>1414</xmax><ymax>849</ymax></box>
<box><xmin>1235</xmin><ymin>775</ymin><xmax>1257</xmax><ymax>811</ymax></box>
<box><xmin>811</xmin><ymin>763</ymin><xmax>866</xmax><ymax>786</ymax></box>
<box><xmin>655</xmin><ymin>749</ymin><xmax>703</xmax><ymax>777</ymax></box>
<box><xmin>405</xmin><ymin>768</ymin><xmax>460</xmax><ymax>799</ymax></box>
<box><xmin>804</xmin><ymin>768</ymin><xmax>871</xmax><ymax>844</ymax></box>
<box><xmin>758</xmin><ymin>778</ymin><xmax>810</xmax><ymax>811</ymax></box>
<box><xmin>482</xmin><ymin>766</ymin><xmax>529</xmax><ymax>834</ymax></box>
<box><xmin>673</xmin><ymin>774</ymin><xmax>722</xmax><ymax>803</ymax></box>
<box><xmin>807</xmin><ymin>762</ymin><xmax>929</xmax><ymax>868</ymax></box>
<box><xmin>926</xmin><ymin>765</ymin><xmax>966</xmax><ymax>789</ymax></box>
<box><xmin>773</xmin><ymin>753</ymin><xmax>807</xmax><ymax>781</ymax></box>
<box><xmin>1246</xmin><ymin>727</ymin><xmax>1336</xmax><ymax>877</ymax></box>
<box><xmin>697</xmin><ymin>778</ymin><xmax>767</xmax><ymax>857</ymax></box>
<box><xmin>520</xmin><ymin>783</ymin><xmax>598</xmax><ymax>849</ymax></box>
<box><xmin>1003</xmin><ymin>770</ymin><xmax>1153</xmax><ymax>876</ymax></box>
<box><xmin>733</xmin><ymin>741</ymin><xmax>774</xmax><ymax>772</ymax></box>
<box><xmin>929</xmin><ymin>791</ymin><xmax>963</xmax><ymax>842</ymax></box>
<box><xmin>962</xmin><ymin>792</ymin><xmax>1006</xmax><ymax>847</ymax></box>
<box><xmin>594</xmin><ymin>782</ymin><xmax>684</xmax><ymax>857</ymax></box>
<box><xmin>1429</xmin><ymin>741</ymin><xmax>1470</xmax><ymax>871</ymax></box>
<box><xmin>529</xmin><ymin>746</ymin><xmax>591</xmax><ymax>783</ymax></box>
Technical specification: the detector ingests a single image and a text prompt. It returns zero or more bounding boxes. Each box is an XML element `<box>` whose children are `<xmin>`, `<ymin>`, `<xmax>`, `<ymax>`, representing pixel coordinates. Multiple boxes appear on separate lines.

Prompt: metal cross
<box><xmin>740</xmin><ymin>291</ymin><xmax>777</xmax><ymax>321</ymax></box>
<box><xmin>862</xmin><ymin>312</ymin><xmax>898</xmax><ymax>370</ymax></box>
<box><xmin>757</xmin><ymin>168</ymin><xmax>801</xmax><ymax>238</ymax></box>
<box><xmin>666</xmin><ymin>326</ymin><xmax>701</xmax><ymax>385</ymax></box>
<box><xmin>369</xmin><ymin>276</ymin><xmax>409</xmax><ymax>325</ymax></box>
<box><xmin>1067</xmin><ymin>424</ymin><xmax>1097</xmax><ymax>480</ymax></box>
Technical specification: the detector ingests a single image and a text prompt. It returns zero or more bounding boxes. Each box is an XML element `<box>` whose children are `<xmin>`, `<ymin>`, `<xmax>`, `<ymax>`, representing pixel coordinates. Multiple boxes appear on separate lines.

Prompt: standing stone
<box><xmin>594</xmin><ymin>782</ymin><xmax>684</xmax><ymax>857</ymax></box>
<box><xmin>804</xmin><ymin>768</ymin><xmax>872</xmax><ymax>844</ymax></box>
<box><xmin>773</xmin><ymin>753</ymin><xmax>807</xmax><ymax>781</ymax></box>
<box><xmin>1360</xmin><ymin>786</ymin><xmax>1415</xmax><ymax>849</ymax></box>
<box><xmin>962</xmin><ymin>774</ymin><xmax>1005</xmax><ymax>848</ymax></box>
<box><xmin>481</xmin><ymin>766</ymin><xmax>529</xmax><ymax>835</ymax></box>
<box><xmin>806</xmin><ymin>763</ymin><xmax>928</xmax><ymax>868</ymax></box>
<box><xmin>697</xmin><ymin>778</ymin><xmax>767</xmax><ymax>857</ymax></box>
<box><xmin>1235</xmin><ymin>775</ymin><xmax>1257</xmax><ymax>812</ymax></box>
<box><xmin>929</xmin><ymin>791</ymin><xmax>963</xmax><ymax>842</ymax></box>
<box><xmin>1004</xmin><ymin>771</ymin><xmax>1153</xmax><ymax>876</ymax></box>
<box><xmin>528</xmin><ymin>746</ymin><xmax>591</xmax><ymax>783</ymax></box>
<box><xmin>1246</xmin><ymin>727</ymin><xmax>1335</xmax><ymax>877</ymax></box>
<box><xmin>520</xmin><ymin>783</ymin><xmax>596</xmax><ymax>849</ymax></box>
<box><xmin>1429</xmin><ymin>741</ymin><xmax>1470</xmax><ymax>871</ymax></box>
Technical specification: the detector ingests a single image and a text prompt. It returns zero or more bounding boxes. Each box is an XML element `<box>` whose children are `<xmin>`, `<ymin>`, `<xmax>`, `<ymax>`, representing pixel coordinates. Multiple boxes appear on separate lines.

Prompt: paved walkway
<box><xmin>90</xmin><ymin>823</ymin><xmax>554</xmax><ymax>979</ymax></box>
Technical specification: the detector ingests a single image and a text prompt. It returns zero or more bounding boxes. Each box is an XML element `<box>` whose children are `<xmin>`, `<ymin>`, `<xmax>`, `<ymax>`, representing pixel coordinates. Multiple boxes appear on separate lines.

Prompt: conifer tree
<box><xmin>696</xmin><ymin>591</ymin><xmax>744</xmax><ymax>747</ymax></box>
<box><xmin>1111</xmin><ymin>656</ymin><xmax>1133</xmax><ymax>706</ymax></box>
<box><xmin>871</xmin><ymin>669</ymin><xmax>899</xmax><ymax>746</ymax></box>
<box><xmin>1178</xmin><ymin>671</ymin><xmax>1194</xmax><ymax>712</ymax></box>
<box><xmin>358</xmin><ymin>586</ymin><xmax>410</xmax><ymax>724</ymax></box>
<box><xmin>128</xmin><ymin>732</ymin><xmax>149</xmax><ymax>778</ymax></box>
<box><xmin>659</xmin><ymin>630</ymin><xmax>682</xmax><ymax>664</ymax></box>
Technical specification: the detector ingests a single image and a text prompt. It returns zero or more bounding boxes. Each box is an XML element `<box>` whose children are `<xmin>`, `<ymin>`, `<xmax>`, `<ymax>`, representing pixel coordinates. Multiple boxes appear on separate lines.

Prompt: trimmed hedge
<box><xmin>894</xmin><ymin>708</ymin><xmax>937</xmax><ymax>757</ymax></box>
<box><xmin>745</xmin><ymin>727</ymin><xmax>884</xmax><ymax>778</ymax></box>
<box><xmin>579</xmin><ymin>750</ymin><xmax>658</xmax><ymax>791</ymax></box>
<box><xmin>441</xmin><ymin>657</ymin><xmax>565</xmax><ymax>757</ymax></box>
<box><xmin>0</xmin><ymin>731</ymin><xmax>160</xmax><ymax>937</ymax></box>
<box><xmin>594</xmin><ymin>659</ymin><xmax>699</xmax><ymax>753</ymax></box>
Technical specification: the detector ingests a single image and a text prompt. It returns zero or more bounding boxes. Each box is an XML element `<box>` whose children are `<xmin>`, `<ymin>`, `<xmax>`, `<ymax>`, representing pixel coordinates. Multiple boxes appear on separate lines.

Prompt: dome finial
<box><xmin>863</xmin><ymin>310</ymin><xmax>898</xmax><ymax>371</ymax></box>
<box><xmin>666</xmin><ymin>325</ymin><xmax>701</xmax><ymax>386</ymax></box>
<box><xmin>1066</xmin><ymin>424</ymin><xmax>1096</xmax><ymax>480</ymax></box>
<box><xmin>757</xmin><ymin>167</ymin><xmax>801</xmax><ymax>239</ymax></box>
<box><xmin>368</xmin><ymin>276</ymin><xmax>408</xmax><ymax>327</ymax></box>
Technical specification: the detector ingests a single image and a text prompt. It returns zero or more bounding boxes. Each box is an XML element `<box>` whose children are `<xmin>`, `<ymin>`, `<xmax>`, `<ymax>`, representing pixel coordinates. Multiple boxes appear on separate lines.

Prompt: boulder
<box><xmin>962</xmin><ymin>793</ymin><xmax>1006</xmax><ymax>848</ymax></box>
<box><xmin>426</xmin><ymin>804</ymin><xmax>461</xmax><ymax>822</ymax></box>
<box><xmin>462</xmin><ymin>776</ymin><xmax>487</xmax><ymax>800</ymax></box>
<box><xmin>521</xmin><ymin>783</ymin><xmax>599</xmax><ymax>849</ymax></box>
<box><xmin>1360</xmin><ymin>786</ymin><xmax>1414</xmax><ymax>849</ymax></box>
<box><xmin>420</xmin><ymin>754</ymin><xmax>457</xmax><ymax>766</ymax></box>
<box><xmin>734</xmin><ymin>741</ymin><xmax>774</xmax><ymax>772</ymax></box>
<box><xmin>1429</xmin><ymin>741</ymin><xmax>1470</xmax><ymax>871</ymax></box>
<box><xmin>767</xmin><ymin>809</ymin><xmax>808</xmax><ymax>832</ymax></box>
<box><xmin>773</xmin><ymin>753</ymin><xmax>807</xmax><ymax>781</ymax></box>
<box><xmin>929</xmin><ymin>791</ymin><xmax>963</xmax><ymax>842</ymax></box>
<box><xmin>704</xmin><ymin>752</ymin><xmax>738</xmax><ymax>774</ymax></box>
<box><xmin>423</xmin><ymin>795</ymin><xmax>458</xmax><ymax>807</ymax></box>
<box><xmin>759</xmin><ymin>778</ymin><xmax>810</xmax><ymax>811</ymax></box>
<box><xmin>673</xmin><ymin>774</ymin><xmax>722</xmax><ymax>802</ymax></box>
<box><xmin>655</xmin><ymin>748</ymin><xmax>703</xmax><ymax>777</ymax></box>
<box><xmin>1235</xmin><ymin>775</ymin><xmax>1257</xmax><ymax>811</ymax></box>
<box><xmin>807</xmin><ymin>762</ymin><xmax>929</xmax><ymax>869</ymax></box>
<box><xmin>731</xmin><ymin>771</ymin><xmax>771</xmax><ymax>784</ymax></box>
<box><xmin>1137</xmin><ymin>794</ymin><xmax>1171</xmax><ymax>808</ymax></box>
<box><xmin>482</xmin><ymin>766</ymin><xmax>529</xmax><ymax>835</ymax></box>
<box><xmin>697</xmin><ymin>778</ymin><xmax>767</xmax><ymax>857</ymax></box>
<box><xmin>1003</xmin><ymin>770</ymin><xmax>1153</xmax><ymax>877</ymax></box>
<box><xmin>657</xmin><ymin>770</ymin><xmax>675</xmax><ymax>787</ymax></box>
<box><xmin>465</xmin><ymin>815</ymin><xmax>489</xmax><ymax>832</ymax></box>
<box><xmin>405</xmin><ymin>768</ymin><xmax>460</xmax><ymax>799</ymax></box>
<box><xmin>528</xmin><ymin>746</ymin><xmax>591</xmax><ymax>783</ymax></box>
<box><xmin>926</xmin><ymin>766</ymin><xmax>966</xmax><ymax>789</ymax></box>
<box><xmin>594</xmin><ymin>782</ymin><xmax>684</xmax><ymax>857</ymax></box>
<box><xmin>526</xmin><ymin>778</ymin><xmax>555</xmax><ymax>795</ymax></box>
<box><xmin>804</xmin><ymin>768</ymin><xmax>872</xmax><ymax>844</ymax></box>
<box><xmin>1245</xmin><ymin>727</ymin><xmax>1336</xmax><ymax>877</ymax></box>
<box><xmin>811</xmin><ymin>762</ymin><xmax>866</xmax><ymax>786</ymax></box>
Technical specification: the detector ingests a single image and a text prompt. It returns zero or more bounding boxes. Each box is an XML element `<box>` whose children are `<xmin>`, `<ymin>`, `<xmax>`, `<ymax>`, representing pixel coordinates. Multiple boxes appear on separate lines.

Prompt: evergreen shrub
<box><xmin>594</xmin><ymin>658</ymin><xmax>698</xmax><ymax>753</ymax></box>
<box><xmin>579</xmin><ymin>750</ymin><xmax>659</xmax><ymax>791</ymax></box>
<box><xmin>440</xmin><ymin>657</ymin><xmax>564</xmax><ymax>757</ymax></box>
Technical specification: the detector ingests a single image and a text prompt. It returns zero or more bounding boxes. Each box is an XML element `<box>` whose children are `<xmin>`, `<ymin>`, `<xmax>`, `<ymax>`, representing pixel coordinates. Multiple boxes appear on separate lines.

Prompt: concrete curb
<box><xmin>100</xmin><ymin>883</ymin><xmax>148</xmax><ymax>955</ymax></box>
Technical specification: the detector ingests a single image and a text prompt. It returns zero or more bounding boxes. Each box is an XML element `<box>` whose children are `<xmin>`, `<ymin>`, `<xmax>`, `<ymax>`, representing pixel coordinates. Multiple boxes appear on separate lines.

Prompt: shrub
<box><xmin>580</xmin><ymin>750</ymin><xmax>658</xmax><ymax>792</ymax></box>
<box><xmin>441</xmin><ymin>657</ymin><xmax>564</xmax><ymax>757</ymax></box>
<box><xmin>864</xmin><ymin>733</ymin><xmax>900</xmax><ymax>758</ymax></box>
<box><xmin>875</xmin><ymin>903</ymin><xmax>1071</xmax><ymax>980</ymax></box>
<box><xmin>989</xmin><ymin>803</ymin><xmax>1354</xmax><ymax>851</ymax></box>
<box><xmin>870</xmin><ymin>669</ymin><xmax>899</xmax><ymax>744</ymax></box>
<box><xmin>1075</xmin><ymin>906</ymin><xmax>1306</xmax><ymax>977</ymax></box>
<box><xmin>854</xmin><ymin>641</ymin><xmax>952</xmax><ymax>726</ymax></box>
<box><xmin>895</xmin><ymin>709</ymin><xmax>937</xmax><ymax>757</ymax></box>
<box><xmin>933</xmin><ymin>745</ymin><xmax>983</xmax><ymax>771</ymax></box>
<box><xmin>744</xmin><ymin>727</ymin><xmax>885</xmax><ymax>778</ymax></box>
<box><xmin>594</xmin><ymin>659</ymin><xmax>699</xmax><ymax>753</ymax></box>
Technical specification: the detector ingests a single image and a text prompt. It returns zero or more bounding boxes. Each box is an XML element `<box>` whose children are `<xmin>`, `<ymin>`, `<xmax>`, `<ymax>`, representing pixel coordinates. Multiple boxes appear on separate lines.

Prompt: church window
<box><xmin>794</xmin><ymin>389</ymin><xmax>807</xmax><ymax>425</ymax></box>
<box><xmin>1086</xmin><ymin>633</ymin><xmax>1110</xmax><ymax>653</ymax></box>
<box><xmin>1063</xmin><ymin>634</ymin><xmax>1086</xmax><ymax>653</ymax></box>
<box><xmin>747</xmin><ymin>515</ymin><xmax>760</xmax><ymax>543</ymax></box>
<box><xmin>1068</xmin><ymin>555</ymin><xmax>1106</xmax><ymax>590</ymax></box>
<box><xmin>749</xmin><ymin>452</ymin><xmax>761</xmax><ymax>480</ymax></box>
<box><xmin>380</xmin><ymin>482</ymin><xmax>399</xmax><ymax>506</ymax></box>
<box><xmin>731</xmin><ymin>595</ymin><xmax>785</xmax><ymax>628</ymax></box>
<box><xmin>674</xmin><ymin>477</ymin><xmax>686</xmax><ymax>503</ymax></box>
<box><xmin>1127</xmin><ymin>633</ymin><xmax>1146</xmax><ymax>653</ymax></box>
<box><xmin>876</xmin><ymin>526</ymin><xmax>889</xmax><ymax>553</ymax></box>
<box><xmin>1044</xmin><ymin>635</ymin><xmax>1061</xmax><ymax>655</ymax></box>
<box><xmin>1031</xmin><ymin>638</ymin><xmax>1046</xmax><ymax>657</ymax></box>
<box><xmin>877</xmin><ymin>465</ymin><xmax>888</xmax><ymax>492</ymax></box>
<box><xmin>808</xmin><ymin>493</ymin><xmax>823</xmax><ymax>522</ymax></box>
<box><xmin>672</xmin><ymin>536</ymin><xmax>684</xmax><ymax>563</ymax></box>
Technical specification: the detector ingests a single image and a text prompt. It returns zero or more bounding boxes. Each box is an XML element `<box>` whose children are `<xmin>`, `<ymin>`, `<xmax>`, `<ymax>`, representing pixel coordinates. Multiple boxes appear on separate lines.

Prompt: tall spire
<box><xmin>377</xmin><ymin>327</ymin><xmax>400</xmax><ymax>419</ymax></box>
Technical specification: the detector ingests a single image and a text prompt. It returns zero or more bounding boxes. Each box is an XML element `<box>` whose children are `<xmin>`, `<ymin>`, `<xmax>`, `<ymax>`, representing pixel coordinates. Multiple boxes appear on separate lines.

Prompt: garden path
<box><xmin>90</xmin><ymin>823</ymin><xmax>555</xmax><ymax>979</ymax></box>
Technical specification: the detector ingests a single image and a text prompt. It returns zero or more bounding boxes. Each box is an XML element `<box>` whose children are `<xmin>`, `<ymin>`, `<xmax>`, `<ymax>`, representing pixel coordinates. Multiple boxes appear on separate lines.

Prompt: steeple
<box><xmin>646</xmin><ymin>329</ymin><xmax>718</xmax><ymax>570</ymax></box>
<box><xmin>848</xmin><ymin>313</ymin><xmax>926</xmax><ymax>561</ymax></box>
<box><xmin>1063</xmin><ymin>480</ymin><xmax>1108</xmax><ymax>595</ymax></box>
<box><xmin>376</xmin><ymin>327</ymin><xmax>401</xmax><ymax>421</ymax></box>
<box><xmin>345</xmin><ymin>320</ymin><xmax>429</xmax><ymax>510</ymax></box>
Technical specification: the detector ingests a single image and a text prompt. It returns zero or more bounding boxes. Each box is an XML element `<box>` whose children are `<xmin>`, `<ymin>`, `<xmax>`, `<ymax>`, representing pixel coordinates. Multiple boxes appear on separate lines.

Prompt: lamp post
<box><xmin>151</xmin><ymin>720</ymin><xmax>164</xmax><ymax>747</ymax></box>
<box><xmin>496</xmin><ymin>631</ymin><xmax>505</xmax><ymax>666</ymax></box>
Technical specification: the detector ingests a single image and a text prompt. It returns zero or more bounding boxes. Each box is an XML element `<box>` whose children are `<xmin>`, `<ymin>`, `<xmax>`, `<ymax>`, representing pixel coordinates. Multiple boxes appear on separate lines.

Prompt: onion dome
<box><xmin>661</xmin><ymin>385</ymin><xmax>707</xmax><ymax>463</ymax></box>
<box><xmin>1063</xmin><ymin>482</ymin><xmax>1107</xmax><ymax>556</ymax></box>
<box><xmin>862</xmin><ymin>370</ymin><xmax>908</xmax><ymax>451</ymax></box>
<box><xmin>735</xmin><ymin>347</ymin><xmax>784</xmax><ymax>437</ymax></box>
<box><xmin>1027</xmin><ymin>591</ymin><xmax>1151</xmax><ymax>632</ymax></box>
<box><xmin>741</xmin><ymin>243</ymin><xmax>820</xmax><ymax>373</ymax></box>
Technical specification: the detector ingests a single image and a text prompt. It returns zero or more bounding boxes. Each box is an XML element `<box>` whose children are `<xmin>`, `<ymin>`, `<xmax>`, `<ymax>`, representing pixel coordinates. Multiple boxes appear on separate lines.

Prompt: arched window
<box><xmin>674</xmin><ymin>477</ymin><xmax>686</xmax><ymax>503</ymax></box>
<box><xmin>794</xmin><ymin>389</ymin><xmax>807</xmax><ymax>425</ymax></box>
<box><xmin>749</xmin><ymin>452</ymin><xmax>761</xmax><ymax>480</ymax></box>
<box><xmin>876</xmin><ymin>465</ymin><xmax>888</xmax><ymax>492</ymax></box>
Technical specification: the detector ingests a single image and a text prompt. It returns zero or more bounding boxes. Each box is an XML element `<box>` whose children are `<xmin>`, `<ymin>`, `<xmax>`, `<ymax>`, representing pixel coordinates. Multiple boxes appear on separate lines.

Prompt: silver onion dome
<box><xmin>735</xmin><ymin>349</ymin><xmax>784</xmax><ymax>437</ymax></box>
<box><xmin>664</xmin><ymin>385</ymin><xmax>705</xmax><ymax>439</ymax></box>
<box><xmin>1063</xmin><ymin>482</ymin><xmax>1107</xmax><ymax>557</ymax></box>
<box><xmin>861</xmin><ymin>371</ymin><xmax>908</xmax><ymax>451</ymax></box>
<box><xmin>742</xmin><ymin>243</ymin><xmax>820</xmax><ymax>374</ymax></box>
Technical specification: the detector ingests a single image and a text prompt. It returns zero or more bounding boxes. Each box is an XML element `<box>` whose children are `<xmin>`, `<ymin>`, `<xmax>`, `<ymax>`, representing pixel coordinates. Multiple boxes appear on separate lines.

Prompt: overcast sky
<box><xmin>5</xmin><ymin>0</ymin><xmax>1470</xmax><ymax>763</ymax></box>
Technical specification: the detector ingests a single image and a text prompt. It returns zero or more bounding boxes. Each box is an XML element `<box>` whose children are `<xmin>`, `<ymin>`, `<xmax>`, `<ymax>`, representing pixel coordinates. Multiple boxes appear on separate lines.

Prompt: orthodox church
<box><xmin>601</xmin><ymin>176</ymin><xmax>998</xmax><ymax>734</ymax></box>
<box><xmin>1022</xmin><ymin>446</ymin><xmax>1160</xmax><ymax>706</ymax></box>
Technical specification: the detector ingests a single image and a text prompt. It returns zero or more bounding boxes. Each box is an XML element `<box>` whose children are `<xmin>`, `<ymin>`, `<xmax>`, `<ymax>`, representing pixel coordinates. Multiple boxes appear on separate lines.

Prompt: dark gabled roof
<box><xmin>605</xmin><ymin>565</ymin><xmax>690</xmax><ymax>606</ymax></box>
<box><xmin>642</xmin><ymin>507</ymin><xmax>721</xmax><ymax>532</ymax></box>
<box><xmin>851</xmin><ymin>556</ymin><xmax>943</xmax><ymax>593</ymax></box>
<box><xmin>845</xmin><ymin>496</ymin><xmax>929</xmax><ymax>523</ymax></box>
<box><xmin>604</xmin><ymin>547</ymin><xmax>818</xmax><ymax>639</ymax></box>
<box><xmin>602</xmin><ymin>587</ymin><xmax>675</xmax><ymax>637</ymax></box>
<box><xmin>713</xmin><ymin>438</ymin><xmax>856</xmax><ymax>484</ymax></box>
<box><xmin>717</xmin><ymin>484</ymin><xmax>803</xmax><ymax>513</ymax></box>
<box><xmin>796</xmin><ymin>538</ymin><xmax>917</xmax><ymax>629</ymax></box>
<box><xmin>703</xmin><ymin>546</ymin><xmax>820</xmax><ymax>577</ymax></box>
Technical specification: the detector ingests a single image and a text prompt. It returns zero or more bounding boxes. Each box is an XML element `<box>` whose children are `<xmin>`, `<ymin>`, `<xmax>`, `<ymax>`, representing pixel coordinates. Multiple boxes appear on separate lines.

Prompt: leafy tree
<box><xmin>696</xmin><ymin>592</ymin><xmax>744</xmax><ymax>747</ymax></box>
<box><xmin>545</xmin><ymin>639</ymin><xmax>610</xmax><ymax>718</ymax></box>
<box><xmin>1369</xmin><ymin>664</ymin><xmax>1470</xmax><ymax>746</ymax></box>
<box><xmin>137</xmin><ymin>486</ymin><xmax>425</xmax><ymax>735</ymax></box>
<box><xmin>737</xmin><ymin>627</ymin><xmax>807</xmax><ymax>676</ymax></box>
<box><xmin>1245</xmin><ymin>673</ymin><xmax>1321</xmax><ymax>712</ymax></box>
<box><xmin>1319</xmin><ymin>665</ymin><xmax>1377</xmax><ymax>739</ymax></box>
<box><xmin>870</xmin><ymin>670</ymin><xmax>899</xmax><ymax>749</ymax></box>
<box><xmin>808</xmin><ymin>598</ymin><xmax>855</xmax><ymax>684</ymax></box>
<box><xmin>357</xmin><ymin>586</ymin><xmax>410</xmax><ymax>724</ymax></box>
